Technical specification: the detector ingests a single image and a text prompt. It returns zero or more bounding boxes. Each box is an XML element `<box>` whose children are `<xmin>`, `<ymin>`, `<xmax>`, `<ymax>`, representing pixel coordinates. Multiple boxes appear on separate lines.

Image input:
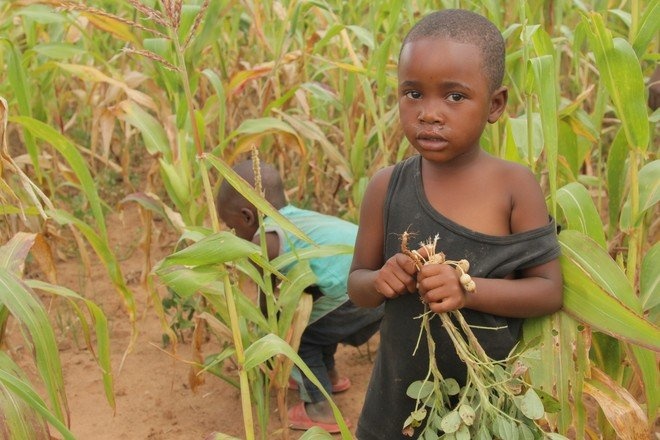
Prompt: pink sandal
<box><xmin>288</xmin><ymin>402</ymin><xmax>347</xmax><ymax>433</ymax></box>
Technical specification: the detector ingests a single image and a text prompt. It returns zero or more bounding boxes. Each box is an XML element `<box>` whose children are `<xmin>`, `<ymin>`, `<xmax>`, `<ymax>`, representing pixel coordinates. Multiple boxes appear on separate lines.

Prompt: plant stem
<box><xmin>171</xmin><ymin>29</ymin><xmax>220</xmax><ymax>231</ymax></box>
<box><xmin>223</xmin><ymin>273</ymin><xmax>255</xmax><ymax>440</ymax></box>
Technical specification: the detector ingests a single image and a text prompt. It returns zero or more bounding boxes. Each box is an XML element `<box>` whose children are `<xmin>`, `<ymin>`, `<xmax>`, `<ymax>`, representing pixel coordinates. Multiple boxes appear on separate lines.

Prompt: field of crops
<box><xmin>0</xmin><ymin>1</ymin><xmax>658</xmax><ymax>439</ymax></box>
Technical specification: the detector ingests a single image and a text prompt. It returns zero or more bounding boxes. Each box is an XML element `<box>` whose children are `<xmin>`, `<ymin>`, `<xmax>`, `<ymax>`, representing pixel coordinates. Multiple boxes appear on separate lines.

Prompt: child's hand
<box><xmin>417</xmin><ymin>263</ymin><xmax>466</xmax><ymax>313</ymax></box>
<box><xmin>374</xmin><ymin>253</ymin><xmax>418</xmax><ymax>299</ymax></box>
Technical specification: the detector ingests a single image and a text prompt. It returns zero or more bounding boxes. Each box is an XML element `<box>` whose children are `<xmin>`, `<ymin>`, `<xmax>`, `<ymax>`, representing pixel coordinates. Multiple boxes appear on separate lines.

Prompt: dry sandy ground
<box><xmin>6</xmin><ymin>206</ymin><xmax>377</xmax><ymax>439</ymax></box>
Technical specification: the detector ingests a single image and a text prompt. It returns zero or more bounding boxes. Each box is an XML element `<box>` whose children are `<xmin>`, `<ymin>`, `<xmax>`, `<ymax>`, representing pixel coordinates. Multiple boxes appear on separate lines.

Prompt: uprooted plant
<box><xmin>400</xmin><ymin>232</ymin><xmax>566</xmax><ymax>440</ymax></box>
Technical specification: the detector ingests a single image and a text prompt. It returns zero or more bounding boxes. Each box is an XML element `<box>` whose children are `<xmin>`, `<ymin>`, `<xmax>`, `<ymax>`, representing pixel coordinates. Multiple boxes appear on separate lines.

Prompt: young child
<box><xmin>216</xmin><ymin>159</ymin><xmax>383</xmax><ymax>433</ymax></box>
<box><xmin>347</xmin><ymin>9</ymin><xmax>563</xmax><ymax>439</ymax></box>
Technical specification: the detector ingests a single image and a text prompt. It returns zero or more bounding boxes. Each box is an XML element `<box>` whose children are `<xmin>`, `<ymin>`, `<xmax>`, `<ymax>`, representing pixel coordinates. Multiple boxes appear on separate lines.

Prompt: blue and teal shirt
<box><xmin>262</xmin><ymin>205</ymin><xmax>357</xmax><ymax>323</ymax></box>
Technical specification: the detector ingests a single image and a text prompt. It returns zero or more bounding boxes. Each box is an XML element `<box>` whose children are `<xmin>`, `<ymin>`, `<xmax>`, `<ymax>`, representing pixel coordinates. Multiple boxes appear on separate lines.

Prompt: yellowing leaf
<box><xmin>82</xmin><ymin>12</ymin><xmax>139</xmax><ymax>44</ymax></box>
<box><xmin>583</xmin><ymin>367</ymin><xmax>650</xmax><ymax>440</ymax></box>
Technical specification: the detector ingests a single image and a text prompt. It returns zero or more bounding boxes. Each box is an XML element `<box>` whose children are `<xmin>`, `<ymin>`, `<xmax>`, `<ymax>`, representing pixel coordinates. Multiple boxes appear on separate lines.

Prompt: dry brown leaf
<box><xmin>583</xmin><ymin>366</ymin><xmax>650</xmax><ymax>440</ymax></box>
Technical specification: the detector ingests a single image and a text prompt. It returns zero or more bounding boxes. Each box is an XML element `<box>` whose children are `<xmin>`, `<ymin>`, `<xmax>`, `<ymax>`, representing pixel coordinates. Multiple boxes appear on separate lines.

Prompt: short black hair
<box><xmin>401</xmin><ymin>9</ymin><xmax>505</xmax><ymax>91</ymax></box>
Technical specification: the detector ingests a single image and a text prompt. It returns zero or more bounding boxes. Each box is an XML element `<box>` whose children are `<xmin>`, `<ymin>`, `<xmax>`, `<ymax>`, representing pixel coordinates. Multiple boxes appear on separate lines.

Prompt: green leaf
<box><xmin>48</xmin><ymin>209</ymin><xmax>137</xmax><ymax>324</ymax></box>
<box><xmin>620</xmin><ymin>160</ymin><xmax>659</xmax><ymax>228</ymax></box>
<box><xmin>243</xmin><ymin>334</ymin><xmax>351</xmax><ymax>436</ymax></box>
<box><xmin>406</xmin><ymin>380</ymin><xmax>435</xmax><ymax>400</ymax></box>
<box><xmin>606</xmin><ymin>129</ymin><xmax>628</xmax><ymax>234</ymax></box>
<box><xmin>559</xmin><ymin>231</ymin><xmax>660</xmax><ymax>351</ymax></box>
<box><xmin>27</xmin><ymin>280</ymin><xmax>114</xmax><ymax>411</ymax></box>
<box><xmin>557</xmin><ymin>182</ymin><xmax>606</xmax><ymax>248</ymax></box>
<box><xmin>584</xmin><ymin>14</ymin><xmax>649</xmax><ymax>150</ymax></box>
<box><xmin>440</xmin><ymin>410</ymin><xmax>461</xmax><ymax>434</ymax></box>
<box><xmin>632</xmin><ymin>1</ymin><xmax>660</xmax><ymax>57</ymax></box>
<box><xmin>455</xmin><ymin>424</ymin><xmax>470</xmax><ymax>440</ymax></box>
<box><xmin>298</xmin><ymin>426</ymin><xmax>334</xmax><ymax>439</ymax></box>
<box><xmin>0</xmin><ymin>353</ymin><xmax>75</xmax><ymax>440</ymax></box>
<box><xmin>442</xmin><ymin>378</ymin><xmax>460</xmax><ymax>396</ymax></box>
<box><xmin>119</xmin><ymin>100</ymin><xmax>171</xmax><ymax>160</ymax></box>
<box><xmin>519</xmin><ymin>388</ymin><xmax>545</xmax><ymax>420</ymax></box>
<box><xmin>528</xmin><ymin>54</ymin><xmax>559</xmax><ymax>217</ymax></box>
<box><xmin>12</xmin><ymin>116</ymin><xmax>107</xmax><ymax>238</ymax></box>
<box><xmin>560</xmin><ymin>230</ymin><xmax>638</xmax><ymax>310</ymax></box>
<box><xmin>154</xmin><ymin>231</ymin><xmax>281</xmax><ymax>278</ymax></box>
<box><xmin>493</xmin><ymin>415</ymin><xmax>518</xmax><ymax>440</ymax></box>
<box><xmin>640</xmin><ymin>242</ymin><xmax>660</xmax><ymax>312</ymax></box>
<box><xmin>0</xmin><ymin>39</ymin><xmax>40</xmax><ymax>179</ymax></box>
<box><xmin>30</xmin><ymin>43</ymin><xmax>86</xmax><ymax>60</ymax></box>
<box><xmin>0</xmin><ymin>269</ymin><xmax>67</xmax><ymax>424</ymax></box>
<box><xmin>518</xmin><ymin>423</ymin><xmax>535</xmax><ymax>440</ymax></box>
<box><xmin>535</xmin><ymin>388</ymin><xmax>562</xmax><ymax>413</ymax></box>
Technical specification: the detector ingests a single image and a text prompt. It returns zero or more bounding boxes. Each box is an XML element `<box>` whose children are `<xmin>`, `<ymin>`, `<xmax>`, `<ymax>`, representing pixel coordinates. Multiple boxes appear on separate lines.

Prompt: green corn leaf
<box><xmin>298</xmin><ymin>426</ymin><xmax>334</xmax><ymax>439</ymax></box>
<box><xmin>159</xmin><ymin>159</ymin><xmax>191</xmax><ymax>206</ymax></box>
<box><xmin>620</xmin><ymin>160</ymin><xmax>660</xmax><ymax>228</ymax></box>
<box><xmin>559</xmin><ymin>232</ymin><xmax>659</xmax><ymax>350</ymax></box>
<box><xmin>0</xmin><ymin>39</ymin><xmax>40</xmax><ymax>180</ymax></box>
<box><xmin>27</xmin><ymin>280</ymin><xmax>114</xmax><ymax>411</ymax></box>
<box><xmin>277</xmin><ymin>112</ymin><xmax>352</xmax><ymax>182</ymax></box>
<box><xmin>0</xmin><ymin>268</ymin><xmax>67</xmax><ymax>424</ymax></box>
<box><xmin>606</xmin><ymin>129</ymin><xmax>628</xmax><ymax>235</ymax></box>
<box><xmin>0</xmin><ymin>353</ymin><xmax>75</xmax><ymax>440</ymax></box>
<box><xmin>528</xmin><ymin>55</ymin><xmax>559</xmax><ymax>217</ymax></box>
<box><xmin>277</xmin><ymin>261</ymin><xmax>316</xmax><ymax>335</ymax></box>
<box><xmin>632</xmin><ymin>1</ymin><xmax>660</xmax><ymax>57</ymax></box>
<box><xmin>156</xmin><ymin>265</ymin><xmax>224</xmax><ymax>299</ymax></box>
<box><xmin>560</xmin><ymin>230</ymin><xmax>638</xmax><ymax>309</ymax></box>
<box><xmin>11</xmin><ymin>116</ymin><xmax>107</xmax><ymax>238</ymax></box>
<box><xmin>154</xmin><ymin>231</ymin><xmax>281</xmax><ymax>277</ymax></box>
<box><xmin>30</xmin><ymin>43</ymin><xmax>86</xmax><ymax>60</ymax></box>
<box><xmin>584</xmin><ymin>13</ymin><xmax>649</xmax><ymax>151</ymax></box>
<box><xmin>557</xmin><ymin>183</ymin><xmax>606</xmax><ymax>248</ymax></box>
<box><xmin>202</xmin><ymin>68</ymin><xmax>227</xmax><ymax>142</ymax></box>
<box><xmin>47</xmin><ymin>209</ymin><xmax>137</xmax><ymax>330</ymax></box>
<box><xmin>119</xmin><ymin>100</ymin><xmax>172</xmax><ymax>160</ymax></box>
<box><xmin>271</xmin><ymin>244</ymin><xmax>354</xmax><ymax>271</ymax></box>
<box><xmin>120</xmin><ymin>192</ymin><xmax>186</xmax><ymax>232</ymax></box>
<box><xmin>243</xmin><ymin>333</ymin><xmax>351</xmax><ymax>437</ymax></box>
<box><xmin>640</xmin><ymin>242</ymin><xmax>660</xmax><ymax>312</ymax></box>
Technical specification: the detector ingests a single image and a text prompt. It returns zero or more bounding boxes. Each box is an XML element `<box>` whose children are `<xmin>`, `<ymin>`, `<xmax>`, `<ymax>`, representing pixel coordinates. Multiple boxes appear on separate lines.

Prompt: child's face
<box><xmin>398</xmin><ymin>37</ymin><xmax>505</xmax><ymax>163</ymax></box>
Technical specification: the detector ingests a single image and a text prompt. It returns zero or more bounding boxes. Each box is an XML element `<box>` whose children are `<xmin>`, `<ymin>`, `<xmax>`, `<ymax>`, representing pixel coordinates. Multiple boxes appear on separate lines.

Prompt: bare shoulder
<box><xmin>490</xmin><ymin>157</ymin><xmax>550</xmax><ymax>232</ymax></box>
<box><xmin>360</xmin><ymin>165</ymin><xmax>396</xmax><ymax>205</ymax></box>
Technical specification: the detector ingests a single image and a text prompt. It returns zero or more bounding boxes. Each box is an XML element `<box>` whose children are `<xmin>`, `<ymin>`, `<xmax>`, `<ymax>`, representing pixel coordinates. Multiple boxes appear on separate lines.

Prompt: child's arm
<box><xmin>348</xmin><ymin>168</ymin><xmax>419</xmax><ymax>307</ymax></box>
<box><xmin>418</xmin><ymin>166</ymin><xmax>562</xmax><ymax>318</ymax></box>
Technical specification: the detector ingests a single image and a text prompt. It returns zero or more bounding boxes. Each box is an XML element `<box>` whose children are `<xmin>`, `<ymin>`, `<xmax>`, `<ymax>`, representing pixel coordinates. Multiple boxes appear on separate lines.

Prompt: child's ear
<box><xmin>240</xmin><ymin>207</ymin><xmax>256</xmax><ymax>226</ymax></box>
<box><xmin>487</xmin><ymin>86</ymin><xmax>508</xmax><ymax>123</ymax></box>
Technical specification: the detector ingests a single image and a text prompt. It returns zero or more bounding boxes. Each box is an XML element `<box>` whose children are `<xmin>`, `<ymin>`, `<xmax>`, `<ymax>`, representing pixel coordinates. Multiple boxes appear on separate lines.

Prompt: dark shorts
<box><xmin>293</xmin><ymin>299</ymin><xmax>384</xmax><ymax>402</ymax></box>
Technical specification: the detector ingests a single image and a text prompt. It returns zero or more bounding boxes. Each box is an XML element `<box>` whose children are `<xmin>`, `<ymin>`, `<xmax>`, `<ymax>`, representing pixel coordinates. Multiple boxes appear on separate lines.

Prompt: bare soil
<box><xmin>5</xmin><ymin>206</ymin><xmax>376</xmax><ymax>439</ymax></box>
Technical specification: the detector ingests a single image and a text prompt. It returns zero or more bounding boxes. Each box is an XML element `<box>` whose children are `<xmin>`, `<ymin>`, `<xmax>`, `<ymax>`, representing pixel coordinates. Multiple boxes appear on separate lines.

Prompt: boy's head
<box><xmin>401</xmin><ymin>9</ymin><xmax>505</xmax><ymax>92</ymax></box>
<box><xmin>216</xmin><ymin>159</ymin><xmax>287</xmax><ymax>240</ymax></box>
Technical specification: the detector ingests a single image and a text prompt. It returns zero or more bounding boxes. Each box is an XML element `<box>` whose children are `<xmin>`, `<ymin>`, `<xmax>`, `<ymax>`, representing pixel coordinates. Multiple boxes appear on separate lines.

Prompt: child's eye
<box><xmin>447</xmin><ymin>93</ymin><xmax>464</xmax><ymax>102</ymax></box>
<box><xmin>404</xmin><ymin>90</ymin><xmax>422</xmax><ymax>100</ymax></box>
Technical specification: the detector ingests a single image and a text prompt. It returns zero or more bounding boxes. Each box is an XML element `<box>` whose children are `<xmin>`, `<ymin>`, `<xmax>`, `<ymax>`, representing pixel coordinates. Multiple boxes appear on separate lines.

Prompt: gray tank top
<box><xmin>356</xmin><ymin>155</ymin><xmax>561</xmax><ymax>440</ymax></box>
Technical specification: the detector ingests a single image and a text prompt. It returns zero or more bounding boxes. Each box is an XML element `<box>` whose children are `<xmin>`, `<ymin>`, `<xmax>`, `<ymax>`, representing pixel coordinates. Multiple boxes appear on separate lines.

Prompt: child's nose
<box><xmin>417</xmin><ymin>102</ymin><xmax>444</xmax><ymax>124</ymax></box>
